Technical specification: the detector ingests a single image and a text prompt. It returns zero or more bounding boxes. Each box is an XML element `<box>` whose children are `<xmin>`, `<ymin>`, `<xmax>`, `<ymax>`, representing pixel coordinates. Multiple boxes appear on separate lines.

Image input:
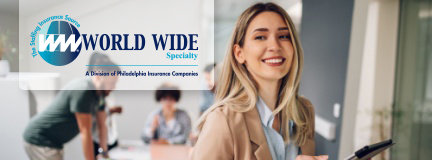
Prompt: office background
<box><xmin>1</xmin><ymin>0</ymin><xmax>431</xmax><ymax>159</ymax></box>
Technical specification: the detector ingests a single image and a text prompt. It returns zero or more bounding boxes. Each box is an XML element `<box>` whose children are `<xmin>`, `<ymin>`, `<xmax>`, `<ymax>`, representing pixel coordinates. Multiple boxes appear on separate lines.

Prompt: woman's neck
<box><xmin>162</xmin><ymin>108</ymin><xmax>176</xmax><ymax>120</ymax></box>
<box><xmin>257</xmin><ymin>79</ymin><xmax>281</xmax><ymax>111</ymax></box>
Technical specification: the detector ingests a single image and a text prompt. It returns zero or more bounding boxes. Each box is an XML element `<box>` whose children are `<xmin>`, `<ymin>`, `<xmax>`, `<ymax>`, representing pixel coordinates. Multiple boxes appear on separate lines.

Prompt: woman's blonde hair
<box><xmin>197</xmin><ymin>2</ymin><xmax>313</xmax><ymax>146</ymax></box>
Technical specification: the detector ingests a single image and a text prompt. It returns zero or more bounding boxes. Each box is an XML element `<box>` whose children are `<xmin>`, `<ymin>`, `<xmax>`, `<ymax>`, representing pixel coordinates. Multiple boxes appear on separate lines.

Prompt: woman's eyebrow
<box><xmin>278</xmin><ymin>27</ymin><xmax>289</xmax><ymax>31</ymax></box>
<box><xmin>252</xmin><ymin>28</ymin><xmax>269</xmax><ymax>33</ymax></box>
<box><xmin>252</xmin><ymin>27</ymin><xmax>290</xmax><ymax>33</ymax></box>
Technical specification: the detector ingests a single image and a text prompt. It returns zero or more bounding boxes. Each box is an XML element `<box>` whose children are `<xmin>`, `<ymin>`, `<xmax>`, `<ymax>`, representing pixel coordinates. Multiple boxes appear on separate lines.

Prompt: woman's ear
<box><xmin>233</xmin><ymin>44</ymin><xmax>246</xmax><ymax>64</ymax></box>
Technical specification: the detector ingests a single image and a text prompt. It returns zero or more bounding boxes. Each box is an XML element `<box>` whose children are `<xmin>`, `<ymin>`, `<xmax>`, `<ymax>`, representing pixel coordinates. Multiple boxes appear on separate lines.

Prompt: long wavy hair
<box><xmin>197</xmin><ymin>2</ymin><xmax>312</xmax><ymax>146</ymax></box>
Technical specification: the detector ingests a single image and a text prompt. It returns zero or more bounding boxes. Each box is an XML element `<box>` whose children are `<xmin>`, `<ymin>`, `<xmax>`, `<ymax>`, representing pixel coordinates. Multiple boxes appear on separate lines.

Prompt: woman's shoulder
<box><xmin>203</xmin><ymin>106</ymin><xmax>246</xmax><ymax>132</ymax></box>
<box><xmin>207</xmin><ymin>105</ymin><xmax>245</xmax><ymax>119</ymax></box>
<box><xmin>202</xmin><ymin>105</ymin><xmax>247</xmax><ymax>128</ymax></box>
<box><xmin>199</xmin><ymin>105</ymin><xmax>247</xmax><ymax>140</ymax></box>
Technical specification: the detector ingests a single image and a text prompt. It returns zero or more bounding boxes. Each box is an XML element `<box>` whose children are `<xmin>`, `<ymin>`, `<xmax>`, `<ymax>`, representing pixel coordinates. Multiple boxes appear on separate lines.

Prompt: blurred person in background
<box><xmin>23</xmin><ymin>58</ymin><xmax>120</xmax><ymax>160</ymax></box>
<box><xmin>199</xmin><ymin>63</ymin><xmax>217</xmax><ymax>115</ymax></box>
<box><xmin>141</xmin><ymin>83</ymin><xmax>192</xmax><ymax>145</ymax></box>
<box><xmin>87</xmin><ymin>53</ymin><xmax>123</xmax><ymax>159</ymax></box>
<box><xmin>92</xmin><ymin>95</ymin><xmax>122</xmax><ymax>159</ymax></box>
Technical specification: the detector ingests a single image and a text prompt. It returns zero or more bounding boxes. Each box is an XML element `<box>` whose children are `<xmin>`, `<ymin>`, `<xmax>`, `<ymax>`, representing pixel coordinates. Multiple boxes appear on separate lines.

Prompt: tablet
<box><xmin>344</xmin><ymin>139</ymin><xmax>395</xmax><ymax>160</ymax></box>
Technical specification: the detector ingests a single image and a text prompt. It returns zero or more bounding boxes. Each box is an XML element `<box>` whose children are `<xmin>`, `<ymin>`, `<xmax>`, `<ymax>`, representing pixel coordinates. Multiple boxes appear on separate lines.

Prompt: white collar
<box><xmin>256</xmin><ymin>96</ymin><xmax>275</xmax><ymax>127</ymax></box>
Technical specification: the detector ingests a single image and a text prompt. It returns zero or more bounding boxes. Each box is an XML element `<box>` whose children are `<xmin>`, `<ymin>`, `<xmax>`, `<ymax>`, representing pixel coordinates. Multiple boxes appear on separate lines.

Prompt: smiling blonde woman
<box><xmin>191</xmin><ymin>2</ymin><xmax>328</xmax><ymax>160</ymax></box>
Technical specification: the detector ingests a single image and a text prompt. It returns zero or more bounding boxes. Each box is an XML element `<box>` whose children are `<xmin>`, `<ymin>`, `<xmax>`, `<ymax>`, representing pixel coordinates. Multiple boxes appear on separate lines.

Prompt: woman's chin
<box><xmin>259</xmin><ymin>74</ymin><xmax>287</xmax><ymax>81</ymax></box>
<box><xmin>263</xmin><ymin>70</ymin><xmax>289</xmax><ymax>79</ymax></box>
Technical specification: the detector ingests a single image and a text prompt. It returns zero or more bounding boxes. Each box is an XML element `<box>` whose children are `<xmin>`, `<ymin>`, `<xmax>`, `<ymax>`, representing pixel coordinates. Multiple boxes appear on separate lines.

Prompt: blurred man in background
<box><xmin>199</xmin><ymin>63</ymin><xmax>216</xmax><ymax>115</ymax></box>
<box><xmin>23</xmin><ymin>58</ymin><xmax>120</xmax><ymax>160</ymax></box>
<box><xmin>92</xmin><ymin>95</ymin><xmax>122</xmax><ymax>159</ymax></box>
<box><xmin>88</xmin><ymin>53</ymin><xmax>122</xmax><ymax>159</ymax></box>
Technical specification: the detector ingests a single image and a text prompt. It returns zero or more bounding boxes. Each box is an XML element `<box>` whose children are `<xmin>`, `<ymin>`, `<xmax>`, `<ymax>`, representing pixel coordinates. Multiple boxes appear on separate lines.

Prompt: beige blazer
<box><xmin>191</xmin><ymin>97</ymin><xmax>315</xmax><ymax>160</ymax></box>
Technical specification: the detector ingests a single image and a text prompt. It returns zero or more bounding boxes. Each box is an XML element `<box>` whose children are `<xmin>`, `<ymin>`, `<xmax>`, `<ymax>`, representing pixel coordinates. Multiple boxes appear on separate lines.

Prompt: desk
<box><xmin>109</xmin><ymin>140</ymin><xmax>192</xmax><ymax>160</ymax></box>
<box><xmin>150</xmin><ymin>144</ymin><xmax>192</xmax><ymax>160</ymax></box>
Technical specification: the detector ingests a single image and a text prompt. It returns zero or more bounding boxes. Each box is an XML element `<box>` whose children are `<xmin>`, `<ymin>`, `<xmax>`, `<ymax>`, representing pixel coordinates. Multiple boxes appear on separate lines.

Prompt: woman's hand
<box><xmin>296</xmin><ymin>155</ymin><xmax>328</xmax><ymax>160</ymax></box>
<box><xmin>151</xmin><ymin>115</ymin><xmax>160</xmax><ymax>132</ymax></box>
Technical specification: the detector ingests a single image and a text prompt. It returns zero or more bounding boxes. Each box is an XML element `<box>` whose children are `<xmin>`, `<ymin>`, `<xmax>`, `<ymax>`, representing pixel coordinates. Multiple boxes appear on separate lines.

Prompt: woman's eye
<box><xmin>279</xmin><ymin>35</ymin><xmax>291</xmax><ymax>39</ymax></box>
<box><xmin>254</xmin><ymin>36</ymin><xmax>265</xmax><ymax>40</ymax></box>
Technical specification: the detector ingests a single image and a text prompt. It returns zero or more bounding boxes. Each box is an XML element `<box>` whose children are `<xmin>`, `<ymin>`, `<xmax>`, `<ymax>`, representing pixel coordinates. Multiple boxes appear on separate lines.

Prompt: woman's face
<box><xmin>234</xmin><ymin>12</ymin><xmax>294</xmax><ymax>82</ymax></box>
<box><xmin>161</xmin><ymin>96</ymin><xmax>177</xmax><ymax>111</ymax></box>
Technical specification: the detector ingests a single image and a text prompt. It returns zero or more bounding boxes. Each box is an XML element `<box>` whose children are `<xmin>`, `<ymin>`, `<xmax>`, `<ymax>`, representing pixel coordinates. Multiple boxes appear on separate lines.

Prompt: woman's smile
<box><xmin>261</xmin><ymin>56</ymin><xmax>286</xmax><ymax>66</ymax></box>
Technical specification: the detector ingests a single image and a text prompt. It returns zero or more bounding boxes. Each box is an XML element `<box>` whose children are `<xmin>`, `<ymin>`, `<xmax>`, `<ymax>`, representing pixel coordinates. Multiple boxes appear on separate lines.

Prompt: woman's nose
<box><xmin>267</xmin><ymin>36</ymin><xmax>281</xmax><ymax>52</ymax></box>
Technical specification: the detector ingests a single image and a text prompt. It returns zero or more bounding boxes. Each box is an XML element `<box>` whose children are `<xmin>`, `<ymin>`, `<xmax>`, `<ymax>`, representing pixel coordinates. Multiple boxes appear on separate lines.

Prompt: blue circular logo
<box><xmin>37</xmin><ymin>21</ymin><xmax>82</xmax><ymax>66</ymax></box>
